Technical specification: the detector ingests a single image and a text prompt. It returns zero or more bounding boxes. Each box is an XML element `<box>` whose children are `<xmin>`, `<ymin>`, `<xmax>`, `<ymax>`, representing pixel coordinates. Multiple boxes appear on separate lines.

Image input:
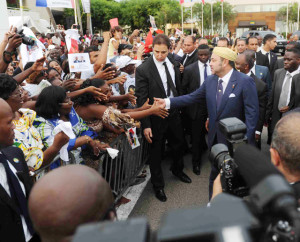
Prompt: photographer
<box><xmin>212</xmin><ymin>112</ymin><xmax>300</xmax><ymax>200</ymax></box>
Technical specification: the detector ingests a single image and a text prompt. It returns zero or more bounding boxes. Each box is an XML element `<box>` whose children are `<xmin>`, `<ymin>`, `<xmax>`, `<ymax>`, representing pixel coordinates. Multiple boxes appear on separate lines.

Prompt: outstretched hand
<box><xmin>31</xmin><ymin>56</ymin><xmax>47</xmax><ymax>72</ymax></box>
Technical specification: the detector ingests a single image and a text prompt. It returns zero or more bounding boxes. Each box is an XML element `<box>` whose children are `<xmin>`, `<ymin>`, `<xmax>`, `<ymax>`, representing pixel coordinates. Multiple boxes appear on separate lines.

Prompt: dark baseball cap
<box><xmin>118</xmin><ymin>44</ymin><xmax>133</xmax><ymax>54</ymax></box>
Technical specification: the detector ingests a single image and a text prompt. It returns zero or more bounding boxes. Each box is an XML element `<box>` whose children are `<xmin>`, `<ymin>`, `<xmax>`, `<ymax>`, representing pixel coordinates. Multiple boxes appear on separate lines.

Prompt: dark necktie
<box><xmin>163</xmin><ymin>62</ymin><xmax>178</xmax><ymax>97</ymax></box>
<box><xmin>216</xmin><ymin>79</ymin><xmax>223</xmax><ymax>110</ymax></box>
<box><xmin>0</xmin><ymin>152</ymin><xmax>34</xmax><ymax>235</ymax></box>
<box><xmin>204</xmin><ymin>63</ymin><xmax>208</xmax><ymax>81</ymax></box>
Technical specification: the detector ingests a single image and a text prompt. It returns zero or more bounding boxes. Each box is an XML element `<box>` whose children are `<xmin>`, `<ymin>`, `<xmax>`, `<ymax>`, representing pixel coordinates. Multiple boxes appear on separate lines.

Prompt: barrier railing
<box><xmin>99</xmin><ymin>133</ymin><xmax>150</xmax><ymax>202</ymax></box>
<box><xmin>33</xmin><ymin>132</ymin><xmax>150</xmax><ymax>202</ymax></box>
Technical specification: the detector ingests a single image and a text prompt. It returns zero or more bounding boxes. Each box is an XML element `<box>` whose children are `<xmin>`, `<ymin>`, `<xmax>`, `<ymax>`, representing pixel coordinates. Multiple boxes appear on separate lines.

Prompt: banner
<box><xmin>20</xmin><ymin>27</ymin><xmax>46</xmax><ymax>69</ymax></box>
<box><xmin>36</xmin><ymin>0</ymin><xmax>74</xmax><ymax>8</ymax></box>
<box><xmin>109</xmin><ymin>18</ymin><xmax>119</xmax><ymax>28</ymax></box>
<box><xmin>68</xmin><ymin>53</ymin><xmax>92</xmax><ymax>72</ymax></box>
<box><xmin>149</xmin><ymin>15</ymin><xmax>157</xmax><ymax>30</ymax></box>
<box><xmin>81</xmin><ymin>0</ymin><xmax>91</xmax><ymax>13</ymax></box>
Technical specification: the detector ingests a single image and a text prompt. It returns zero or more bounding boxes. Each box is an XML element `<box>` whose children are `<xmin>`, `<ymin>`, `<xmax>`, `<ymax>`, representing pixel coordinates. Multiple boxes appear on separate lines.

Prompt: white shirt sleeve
<box><xmin>164</xmin><ymin>98</ymin><xmax>171</xmax><ymax>109</ymax></box>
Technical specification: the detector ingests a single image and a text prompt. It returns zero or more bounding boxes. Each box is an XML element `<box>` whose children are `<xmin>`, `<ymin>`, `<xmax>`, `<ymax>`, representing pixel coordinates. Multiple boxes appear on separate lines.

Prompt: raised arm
<box><xmin>93</xmin><ymin>32</ymin><xmax>110</xmax><ymax>73</ymax></box>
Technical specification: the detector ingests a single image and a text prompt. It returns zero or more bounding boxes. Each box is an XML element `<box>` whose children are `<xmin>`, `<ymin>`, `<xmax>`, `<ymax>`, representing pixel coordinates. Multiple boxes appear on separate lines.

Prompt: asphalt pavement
<box><xmin>129</xmin><ymin>128</ymin><xmax>271</xmax><ymax>230</ymax></box>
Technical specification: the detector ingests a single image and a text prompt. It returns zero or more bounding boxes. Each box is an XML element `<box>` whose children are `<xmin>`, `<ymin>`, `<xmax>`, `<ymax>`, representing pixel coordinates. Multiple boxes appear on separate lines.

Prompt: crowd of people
<box><xmin>1</xmin><ymin>22</ymin><xmax>300</xmax><ymax>242</ymax></box>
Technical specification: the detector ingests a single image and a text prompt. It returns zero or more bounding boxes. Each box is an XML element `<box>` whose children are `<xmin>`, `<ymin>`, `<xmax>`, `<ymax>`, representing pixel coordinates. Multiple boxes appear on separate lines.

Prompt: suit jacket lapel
<box><xmin>0</xmin><ymin>184</ymin><xmax>20</xmax><ymax>214</ymax></box>
<box><xmin>217</xmin><ymin>71</ymin><xmax>238</xmax><ymax>118</ymax></box>
<box><xmin>210</xmin><ymin>76</ymin><xmax>218</xmax><ymax>117</ymax></box>
<box><xmin>149</xmin><ymin>57</ymin><xmax>167</xmax><ymax>97</ymax></box>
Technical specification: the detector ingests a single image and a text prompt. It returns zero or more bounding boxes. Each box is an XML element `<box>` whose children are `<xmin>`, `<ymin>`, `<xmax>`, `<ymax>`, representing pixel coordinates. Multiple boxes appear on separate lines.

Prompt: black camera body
<box><xmin>93</xmin><ymin>36</ymin><xmax>104</xmax><ymax>44</ymax></box>
<box><xmin>209</xmin><ymin>117</ymin><xmax>249</xmax><ymax>197</ymax></box>
<box><xmin>18</xmin><ymin>29</ymin><xmax>35</xmax><ymax>46</ymax></box>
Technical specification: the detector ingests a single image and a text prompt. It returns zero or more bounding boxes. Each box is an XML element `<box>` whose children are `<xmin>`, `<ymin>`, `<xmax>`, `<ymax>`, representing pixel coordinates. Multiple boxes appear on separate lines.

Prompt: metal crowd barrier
<box><xmin>99</xmin><ymin>133</ymin><xmax>150</xmax><ymax>202</ymax></box>
<box><xmin>32</xmin><ymin>133</ymin><xmax>150</xmax><ymax>202</ymax></box>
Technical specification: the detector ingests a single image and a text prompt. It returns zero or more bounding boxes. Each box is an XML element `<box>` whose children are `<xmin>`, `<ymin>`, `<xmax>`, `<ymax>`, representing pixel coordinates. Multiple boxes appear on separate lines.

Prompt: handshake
<box><xmin>153</xmin><ymin>98</ymin><xmax>167</xmax><ymax>109</ymax></box>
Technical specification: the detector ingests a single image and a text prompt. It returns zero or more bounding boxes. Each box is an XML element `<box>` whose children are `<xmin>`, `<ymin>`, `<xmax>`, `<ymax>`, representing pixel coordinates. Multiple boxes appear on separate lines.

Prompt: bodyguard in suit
<box><xmin>155</xmin><ymin>47</ymin><xmax>259</xmax><ymax>200</ymax></box>
<box><xmin>182</xmin><ymin>44</ymin><xmax>211</xmax><ymax>175</ymax></box>
<box><xmin>181</xmin><ymin>35</ymin><xmax>198</xmax><ymax>67</ymax></box>
<box><xmin>266</xmin><ymin>48</ymin><xmax>300</xmax><ymax>137</ymax></box>
<box><xmin>257</xmin><ymin>34</ymin><xmax>278</xmax><ymax>78</ymax></box>
<box><xmin>235</xmin><ymin>51</ymin><xmax>268</xmax><ymax>149</ymax></box>
<box><xmin>0</xmin><ymin>99</ymin><xmax>36</xmax><ymax>242</ymax></box>
<box><xmin>135</xmin><ymin>34</ymin><xmax>191</xmax><ymax>202</ymax></box>
<box><xmin>246</xmin><ymin>37</ymin><xmax>270</xmax><ymax>69</ymax></box>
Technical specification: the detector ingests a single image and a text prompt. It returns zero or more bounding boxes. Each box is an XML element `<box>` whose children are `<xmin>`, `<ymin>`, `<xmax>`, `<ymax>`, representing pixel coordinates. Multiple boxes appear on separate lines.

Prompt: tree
<box><xmin>192</xmin><ymin>2</ymin><xmax>236</xmax><ymax>35</ymax></box>
<box><xmin>278</xmin><ymin>3</ymin><xmax>299</xmax><ymax>33</ymax></box>
<box><xmin>63</xmin><ymin>0</ymin><xmax>187</xmax><ymax>32</ymax></box>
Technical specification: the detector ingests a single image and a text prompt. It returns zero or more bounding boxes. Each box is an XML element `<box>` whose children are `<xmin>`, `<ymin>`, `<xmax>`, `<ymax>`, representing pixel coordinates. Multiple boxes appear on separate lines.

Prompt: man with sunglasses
<box><xmin>29</xmin><ymin>165</ymin><xmax>116</xmax><ymax>242</ymax></box>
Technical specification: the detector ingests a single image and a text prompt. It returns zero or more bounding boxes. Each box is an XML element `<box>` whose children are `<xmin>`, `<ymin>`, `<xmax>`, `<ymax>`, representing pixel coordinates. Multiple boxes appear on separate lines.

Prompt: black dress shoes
<box><xmin>193</xmin><ymin>165</ymin><xmax>201</xmax><ymax>175</ymax></box>
<box><xmin>154</xmin><ymin>189</ymin><xmax>167</xmax><ymax>202</ymax></box>
<box><xmin>172</xmin><ymin>171</ymin><xmax>192</xmax><ymax>183</ymax></box>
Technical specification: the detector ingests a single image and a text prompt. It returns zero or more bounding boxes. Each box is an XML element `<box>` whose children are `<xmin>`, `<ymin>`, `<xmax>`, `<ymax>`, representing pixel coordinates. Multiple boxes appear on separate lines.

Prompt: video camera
<box><xmin>18</xmin><ymin>29</ymin><xmax>35</xmax><ymax>46</ymax></box>
<box><xmin>209</xmin><ymin>117</ymin><xmax>249</xmax><ymax>197</ymax></box>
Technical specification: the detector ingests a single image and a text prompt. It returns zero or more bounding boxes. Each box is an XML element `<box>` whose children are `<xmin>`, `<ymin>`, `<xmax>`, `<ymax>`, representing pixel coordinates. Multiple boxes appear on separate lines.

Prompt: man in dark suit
<box><xmin>212</xmin><ymin>33</ymin><xmax>219</xmax><ymax>47</ymax></box>
<box><xmin>0</xmin><ymin>99</ymin><xmax>37</xmax><ymax>242</ymax></box>
<box><xmin>182</xmin><ymin>44</ymin><xmax>211</xmax><ymax>175</ymax></box>
<box><xmin>257</xmin><ymin>34</ymin><xmax>278</xmax><ymax>78</ymax></box>
<box><xmin>266</xmin><ymin>48</ymin><xmax>300</xmax><ymax>138</ymax></box>
<box><xmin>155</xmin><ymin>47</ymin><xmax>259</xmax><ymax>199</ymax></box>
<box><xmin>135</xmin><ymin>34</ymin><xmax>191</xmax><ymax>202</ymax></box>
<box><xmin>181</xmin><ymin>35</ymin><xmax>198</xmax><ymax>67</ymax></box>
<box><xmin>246</xmin><ymin>36</ymin><xmax>270</xmax><ymax>69</ymax></box>
<box><xmin>235</xmin><ymin>51</ymin><xmax>268</xmax><ymax>149</ymax></box>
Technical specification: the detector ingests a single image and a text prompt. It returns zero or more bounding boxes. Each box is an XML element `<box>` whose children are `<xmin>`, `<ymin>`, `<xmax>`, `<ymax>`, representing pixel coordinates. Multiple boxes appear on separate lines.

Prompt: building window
<box><xmin>7</xmin><ymin>0</ymin><xmax>19</xmax><ymax>8</ymax></box>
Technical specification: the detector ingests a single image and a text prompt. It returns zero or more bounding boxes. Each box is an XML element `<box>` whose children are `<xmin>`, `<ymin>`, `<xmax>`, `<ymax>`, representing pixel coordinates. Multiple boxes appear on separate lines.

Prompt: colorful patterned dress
<box><xmin>13</xmin><ymin>108</ymin><xmax>44</xmax><ymax>170</ymax></box>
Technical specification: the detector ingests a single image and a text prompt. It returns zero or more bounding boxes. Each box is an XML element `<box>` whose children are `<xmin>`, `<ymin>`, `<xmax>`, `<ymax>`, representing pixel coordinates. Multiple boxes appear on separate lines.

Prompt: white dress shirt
<box><xmin>251</xmin><ymin>66</ymin><xmax>256</xmax><ymax>76</ymax></box>
<box><xmin>281</xmin><ymin>69</ymin><xmax>300</xmax><ymax>106</ymax></box>
<box><xmin>183</xmin><ymin>48</ymin><xmax>197</xmax><ymax>65</ymax></box>
<box><xmin>165</xmin><ymin>68</ymin><xmax>234</xmax><ymax>109</ymax></box>
<box><xmin>198</xmin><ymin>60</ymin><xmax>211</xmax><ymax>86</ymax></box>
<box><xmin>217</xmin><ymin>68</ymin><xmax>234</xmax><ymax>95</ymax></box>
<box><xmin>153</xmin><ymin>55</ymin><xmax>176</xmax><ymax>98</ymax></box>
<box><xmin>0</xmin><ymin>153</ymin><xmax>32</xmax><ymax>242</ymax></box>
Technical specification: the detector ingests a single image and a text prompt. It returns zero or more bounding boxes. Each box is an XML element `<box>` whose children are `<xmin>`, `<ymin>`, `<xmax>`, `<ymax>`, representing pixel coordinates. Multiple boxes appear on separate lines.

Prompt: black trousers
<box><xmin>149</xmin><ymin>113</ymin><xmax>185</xmax><ymax>190</ymax></box>
<box><xmin>191</xmin><ymin>118</ymin><xmax>207</xmax><ymax>167</ymax></box>
<box><xmin>208</xmin><ymin>135</ymin><xmax>219</xmax><ymax>200</ymax></box>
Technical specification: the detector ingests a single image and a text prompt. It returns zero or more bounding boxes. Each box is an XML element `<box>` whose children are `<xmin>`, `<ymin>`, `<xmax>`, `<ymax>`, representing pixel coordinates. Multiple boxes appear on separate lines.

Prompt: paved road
<box><xmin>130</xmin><ymin>128</ymin><xmax>270</xmax><ymax>230</ymax></box>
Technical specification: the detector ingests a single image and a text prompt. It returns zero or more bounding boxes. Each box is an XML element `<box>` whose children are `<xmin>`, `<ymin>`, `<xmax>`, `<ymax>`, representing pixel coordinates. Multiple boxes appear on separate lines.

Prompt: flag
<box><xmin>175</xmin><ymin>28</ymin><xmax>183</xmax><ymax>35</ymax></box>
<box><xmin>220</xmin><ymin>0</ymin><xmax>224</xmax><ymax>2</ymax></box>
<box><xmin>180</xmin><ymin>0</ymin><xmax>184</xmax><ymax>4</ymax></box>
<box><xmin>65</xmin><ymin>29</ymin><xmax>79</xmax><ymax>54</ymax></box>
<box><xmin>202</xmin><ymin>0</ymin><xmax>205</xmax><ymax>3</ymax></box>
<box><xmin>36</xmin><ymin>0</ymin><xmax>74</xmax><ymax>8</ymax></box>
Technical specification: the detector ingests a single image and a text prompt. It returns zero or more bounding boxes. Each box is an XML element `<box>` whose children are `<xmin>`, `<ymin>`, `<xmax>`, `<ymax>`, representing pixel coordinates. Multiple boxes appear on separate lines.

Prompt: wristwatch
<box><xmin>3</xmin><ymin>51</ymin><xmax>13</xmax><ymax>64</ymax></box>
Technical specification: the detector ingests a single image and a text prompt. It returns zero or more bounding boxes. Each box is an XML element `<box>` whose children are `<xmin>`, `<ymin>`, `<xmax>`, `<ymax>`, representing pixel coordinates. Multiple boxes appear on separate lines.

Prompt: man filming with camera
<box><xmin>212</xmin><ymin>112</ymin><xmax>300</xmax><ymax>200</ymax></box>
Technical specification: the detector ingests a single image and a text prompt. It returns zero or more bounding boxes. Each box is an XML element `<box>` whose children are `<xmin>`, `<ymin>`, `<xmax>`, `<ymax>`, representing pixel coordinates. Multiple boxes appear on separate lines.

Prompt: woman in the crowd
<box><xmin>34</xmin><ymin>86</ymin><xmax>110</xmax><ymax>169</ymax></box>
<box><xmin>0</xmin><ymin>74</ymin><xmax>69</xmax><ymax>171</ymax></box>
<box><xmin>48</xmin><ymin>59</ymin><xmax>64</xmax><ymax>79</ymax></box>
<box><xmin>108</xmin><ymin>26</ymin><xmax>123</xmax><ymax>60</ymax></box>
<box><xmin>73</xmin><ymin>79</ymin><xmax>168</xmax><ymax>138</ymax></box>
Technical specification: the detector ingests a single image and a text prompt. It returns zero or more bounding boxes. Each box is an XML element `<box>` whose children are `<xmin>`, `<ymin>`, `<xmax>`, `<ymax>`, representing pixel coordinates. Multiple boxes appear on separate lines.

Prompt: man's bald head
<box><xmin>271</xmin><ymin>112</ymin><xmax>300</xmax><ymax>177</ymax></box>
<box><xmin>29</xmin><ymin>165</ymin><xmax>114</xmax><ymax>242</ymax></box>
<box><xmin>0</xmin><ymin>98</ymin><xmax>15</xmax><ymax>148</ymax></box>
